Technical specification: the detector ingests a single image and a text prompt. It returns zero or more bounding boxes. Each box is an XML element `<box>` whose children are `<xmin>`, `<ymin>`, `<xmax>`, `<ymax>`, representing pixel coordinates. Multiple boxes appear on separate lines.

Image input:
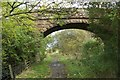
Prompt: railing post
<box><xmin>8</xmin><ymin>64</ymin><xmax>15</xmax><ymax>79</ymax></box>
<box><xmin>24</xmin><ymin>60</ymin><xmax>28</xmax><ymax>69</ymax></box>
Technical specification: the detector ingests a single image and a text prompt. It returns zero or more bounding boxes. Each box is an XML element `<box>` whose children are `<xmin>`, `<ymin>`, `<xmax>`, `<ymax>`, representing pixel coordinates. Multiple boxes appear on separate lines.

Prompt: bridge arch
<box><xmin>42</xmin><ymin>22</ymin><xmax>113</xmax><ymax>43</ymax></box>
<box><xmin>43</xmin><ymin>23</ymin><xmax>90</xmax><ymax>37</ymax></box>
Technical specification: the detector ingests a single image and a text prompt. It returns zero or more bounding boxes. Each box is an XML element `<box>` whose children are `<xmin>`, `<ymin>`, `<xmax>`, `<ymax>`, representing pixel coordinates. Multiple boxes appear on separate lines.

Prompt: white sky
<box><xmin>5</xmin><ymin>0</ymin><xmax>120</xmax><ymax>2</ymax></box>
<box><xmin>17</xmin><ymin>0</ymin><xmax>119</xmax><ymax>10</ymax></box>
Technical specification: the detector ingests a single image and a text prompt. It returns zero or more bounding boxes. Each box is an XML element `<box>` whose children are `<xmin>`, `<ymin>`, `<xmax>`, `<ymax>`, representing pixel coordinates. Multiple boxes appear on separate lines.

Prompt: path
<box><xmin>49</xmin><ymin>58</ymin><xmax>67</xmax><ymax>78</ymax></box>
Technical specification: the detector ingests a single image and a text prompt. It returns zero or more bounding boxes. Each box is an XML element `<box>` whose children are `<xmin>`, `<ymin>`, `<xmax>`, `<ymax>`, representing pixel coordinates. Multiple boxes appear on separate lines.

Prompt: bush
<box><xmin>2</xmin><ymin>17</ymin><xmax>46</xmax><ymax>66</ymax></box>
<box><xmin>81</xmin><ymin>37</ymin><xmax>106</xmax><ymax>77</ymax></box>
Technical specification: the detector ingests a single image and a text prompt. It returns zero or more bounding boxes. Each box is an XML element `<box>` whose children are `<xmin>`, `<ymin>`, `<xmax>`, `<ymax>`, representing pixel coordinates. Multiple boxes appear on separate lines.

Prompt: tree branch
<box><xmin>28</xmin><ymin>2</ymin><xmax>40</xmax><ymax>12</ymax></box>
<box><xmin>12</xmin><ymin>2</ymin><xmax>16</xmax><ymax>7</ymax></box>
<box><xmin>7</xmin><ymin>2</ymin><xmax>13</xmax><ymax>8</ymax></box>
<box><xmin>9</xmin><ymin>2</ymin><xmax>28</xmax><ymax>14</ymax></box>
<box><xmin>4</xmin><ymin>9</ymin><xmax>65</xmax><ymax>18</ymax></box>
<box><xmin>4</xmin><ymin>10</ymin><xmax>42</xmax><ymax>18</ymax></box>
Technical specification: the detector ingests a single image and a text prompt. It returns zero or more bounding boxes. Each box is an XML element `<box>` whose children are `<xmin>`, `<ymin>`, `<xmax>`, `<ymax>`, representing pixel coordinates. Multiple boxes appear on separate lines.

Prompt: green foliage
<box><xmin>1</xmin><ymin>2</ymin><xmax>48</xmax><ymax>67</ymax></box>
<box><xmin>48</xmin><ymin>29</ymin><xmax>92</xmax><ymax>56</ymax></box>
<box><xmin>2</xmin><ymin>17</ymin><xmax>46</xmax><ymax>66</ymax></box>
<box><xmin>1</xmin><ymin>1</ymin><xmax>119</xmax><ymax>78</ymax></box>
<box><xmin>81</xmin><ymin>38</ymin><xmax>106</xmax><ymax>77</ymax></box>
<box><xmin>87</xmin><ymin>3</ymin><xmax>119</xmax><ymax>77</ymax></box>
<box><xmin>82</xmin><ymin>38</ymin><xmax>104</xmax><ymax>57</ymax></box>
<box><xmin>16</xmin><ymin>57</ymin><xmax>51</xmax><ymax>78</ymax></box>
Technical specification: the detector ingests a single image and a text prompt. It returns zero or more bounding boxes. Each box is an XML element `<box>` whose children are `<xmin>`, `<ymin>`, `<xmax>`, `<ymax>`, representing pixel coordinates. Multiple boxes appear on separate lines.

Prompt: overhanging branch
<box><xmin>4</xmin><ymin>8</ymin><xmax>75</xmax><ymax>18</ymax></box>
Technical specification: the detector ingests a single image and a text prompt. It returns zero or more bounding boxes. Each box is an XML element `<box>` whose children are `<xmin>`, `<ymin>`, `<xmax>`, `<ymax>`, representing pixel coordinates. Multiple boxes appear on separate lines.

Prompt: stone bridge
<box><xmin>35</xmin><ymin>8</ymin><xmax>98</xmax><ymax>37</ymax></box>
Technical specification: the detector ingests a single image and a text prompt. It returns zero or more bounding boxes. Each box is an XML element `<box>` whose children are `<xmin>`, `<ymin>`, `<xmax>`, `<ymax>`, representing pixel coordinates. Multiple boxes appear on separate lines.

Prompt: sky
<box><xmin>6</xmin><ymin>0</ymin><xmax>120</xmax><ymax>2</ymax></box>
<box><xmin>18</xmin><ymin>0</ymin><xmax>89</xmax><ymax>9</ymax></box>
<box><xmin>17</xmin><ymin>0</ymin><xmax>119</xmax><ymax>10</ymax></box>
<box><xmin>46</xmin><ymin>30</ymin><xmax>62</xmax><ymax>50</ymax></box>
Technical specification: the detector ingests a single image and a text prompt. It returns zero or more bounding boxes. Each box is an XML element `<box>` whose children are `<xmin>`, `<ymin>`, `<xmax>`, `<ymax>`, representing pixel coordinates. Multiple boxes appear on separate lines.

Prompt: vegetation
<box><xmin>1</xmin><ymin>2</ymin><xmax>47</xmax><ymax>79</ymax></box>
<box><xmin>1</xmin><ymin>1</ymin><xmax>119</xmax><ymax>79</ymax></box>
<box><xmin>88</xmin><ymin>3</ymin><xmax>119</xmax><ymax>77</ymax></box>
<box><xmin>16</xmin><ymin>55</ymin><xmax>52</xmax><ymax>78</ymax></box>
<box><xmin>46</xmin><ymin>29</ymin><xmax>108</xmax><ymax>78</ymax></box>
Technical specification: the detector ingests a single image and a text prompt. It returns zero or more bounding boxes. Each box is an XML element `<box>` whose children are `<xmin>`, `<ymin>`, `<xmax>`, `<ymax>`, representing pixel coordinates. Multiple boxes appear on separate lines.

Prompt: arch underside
<box><xmin>43</xmin><ymin>23</ymin><xmax>89</xmax><ymax>37</ymax></box>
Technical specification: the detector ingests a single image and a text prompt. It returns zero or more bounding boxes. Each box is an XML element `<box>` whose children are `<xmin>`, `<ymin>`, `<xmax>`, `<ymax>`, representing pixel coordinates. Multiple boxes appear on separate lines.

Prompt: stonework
<box><xmin>36</xmin><ymin>9</ymin><xmax>90</xmax><ymax>33</ymax></box>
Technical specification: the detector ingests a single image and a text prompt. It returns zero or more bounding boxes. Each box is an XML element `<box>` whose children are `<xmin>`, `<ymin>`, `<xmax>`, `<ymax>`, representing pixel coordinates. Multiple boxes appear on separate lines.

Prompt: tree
<box><xmin>1</xmin><ymin>1</ymin><xmax>119</xmax><ymax>78</ymax></box>
<box><xmin>47</xmin><ymin>29</ymin><xmax>93</xmax><ymax>59</ymax></box>
<box><xmin>1</xmin><ymin>1</ymin><xmax>47</xmax><ymax>79</ymax></box>
<box><xmin>87</xmin><ymin>2</ymin><xmax>119</xmax><ymax>77</ymax></box>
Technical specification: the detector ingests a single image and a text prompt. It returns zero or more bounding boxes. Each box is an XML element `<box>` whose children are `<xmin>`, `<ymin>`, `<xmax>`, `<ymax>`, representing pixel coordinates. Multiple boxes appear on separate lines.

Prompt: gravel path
<box><xmin>49</xmin><ymin>60</ymin><xmax>67</xmax><ymax>78</ymax></box>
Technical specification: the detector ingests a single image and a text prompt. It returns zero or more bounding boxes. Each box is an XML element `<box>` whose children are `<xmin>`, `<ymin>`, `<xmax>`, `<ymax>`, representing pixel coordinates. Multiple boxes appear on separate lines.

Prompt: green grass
<box><xmin>57</xmin><ymin>53</ymin><xmax>93</xmax><ymax>78</ymax></box>
<box><xmin>16</xmin><ymin>55</ymin><xmax>52</xmax><ymax>78</ymax></box>
<box><xmin>16</xmin><ymin>53</ymin><xmax>93</xmax><ymax>78</ymax></box>
<box><xmin>58</xmin><ymin>54</ymin><xmax>82</xmax><ymax>78</ymax></box>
